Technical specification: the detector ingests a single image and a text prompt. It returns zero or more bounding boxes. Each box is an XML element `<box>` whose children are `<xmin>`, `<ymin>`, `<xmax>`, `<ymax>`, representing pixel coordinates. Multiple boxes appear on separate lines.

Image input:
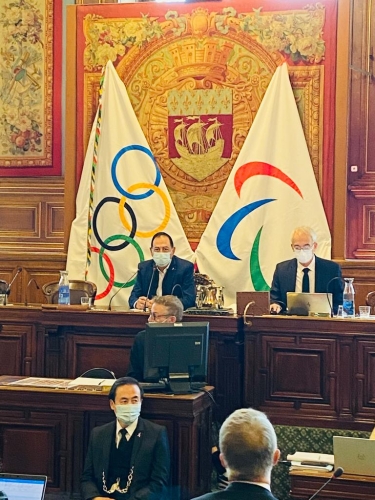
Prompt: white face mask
<box><xmin>294</xmin><ymin>248</ymin><xmax>314</xmax><ymax>264</ymax></box>
<box><xmin>115</xmin><ymin>403</ymin><xmax>142</xmax><ymax>426</ymax></box>
<box><xmin>153</xmin><ymin>252</ymin><xmax>171</xmax><ymax>267</ymax></box>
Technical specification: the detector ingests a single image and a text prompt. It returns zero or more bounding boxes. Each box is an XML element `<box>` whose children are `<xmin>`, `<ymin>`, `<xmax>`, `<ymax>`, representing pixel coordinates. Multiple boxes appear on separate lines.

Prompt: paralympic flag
<box><xmin>195</xmin><ymin>62</ymin><xmax>331</xmax><ymax>307</ymax></box>
<box><xmin>67</xmin><ymin>61</ymin><xmax>194</xmax><ymax>307</ymax></box>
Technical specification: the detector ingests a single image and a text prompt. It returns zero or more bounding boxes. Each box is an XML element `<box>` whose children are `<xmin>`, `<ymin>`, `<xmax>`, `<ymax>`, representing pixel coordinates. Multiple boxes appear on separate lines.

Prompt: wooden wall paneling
<box><xmin>0</xmin><ymin>179</ymin><xmax>64</xmax><ymax>254</ymax></box>
<box><xmin>355</xmin><ymin>338</ymin><xmax>375</xmax><ymax>418</ymax></box>
<box><xmin>44</xmin><ymin>326</ymin><xmax>65</xmax><ymax>378</ymax></box>
<box><xmin>64</xmin><ymin>6</ymin><xmax>78</xmax><ymax>252</ymax></box>
<box><xmin>0</xmin><ymin>323</ymin><xmax>35</xmax><ymax>376</ymax></box>
<box><xmin>337</xmin><ymin>334</ymin><xmax>355</xmax><ymax>421</ymax></box>
<box><xmin>64</xmin><ymin>329</ymin><xmax>134</xmax><ymax>378</ymax></box>
<box><xmin>346</xmin><ymin>0</ymin><xmax>375</xmax><ymax>258</ymax></box>
<box><xmin>0</xmin><ymin>411</ymin><xmax>66</xmax><ymax>490</ymax></box>
<box><xmin>257</xmin><ymin>334</ymin><xmax>337</xmax><ymax>414</ymax></box>
<box><xmin>341</xmin><ymin>260</ymin><xmax>375</xmax><ymax>313</ymax></box>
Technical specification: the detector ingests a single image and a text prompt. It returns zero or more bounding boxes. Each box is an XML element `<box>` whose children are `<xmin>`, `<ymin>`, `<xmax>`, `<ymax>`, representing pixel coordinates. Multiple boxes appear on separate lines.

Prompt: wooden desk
<box><xmin>0</xmin><ymin>376</ymin><xmax>212</xmax><ymax>499</ymax></box>
<box><xmin>0</xmin><ymin>306</ymin><xmax>242</xmax><ymax>420</ymax></box>
<box><xmin>290</xmin><ymin>468</ymin><xmax>375</xmax><ymax>499</ymax></box>
<box><xmin>244</xmin><ymin>315</ymin><xmax>375</xmax><ymax>430</ymax></box>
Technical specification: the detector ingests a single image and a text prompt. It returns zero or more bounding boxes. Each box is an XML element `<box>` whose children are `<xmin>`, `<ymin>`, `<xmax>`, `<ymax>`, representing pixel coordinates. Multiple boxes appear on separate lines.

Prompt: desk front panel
<box><xmin>290</xmin><ymin>470</ymin><xmax>375</xmax><ymax>499</ymax></box>
<box><xmin>0</xmin><ymin>307</ymin><xmax>242</xmax><ymax>420</ymax></box>
<box><xmin>0</xmin><ymin>381</ymin><xmax>212</xmax><ymax>499</ymax></box>
<box><xmin>244</xmin><ymin>316</ymin><xmax>375</xmax><ymax>430</ymax></box>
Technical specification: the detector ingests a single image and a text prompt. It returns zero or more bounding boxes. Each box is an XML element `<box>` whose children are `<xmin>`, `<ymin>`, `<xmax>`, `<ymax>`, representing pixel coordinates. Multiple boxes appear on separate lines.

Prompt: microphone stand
<box><xmin>308</xmin><ymin>467</ymin><xmax>344</xmax><ymax>500</ymax></box>
<box><xmin>144</xmin><ymin>266</ymin><xmax>157</xmax><ymax>312</ymax></box>
<box><xmin>108</xmin><ymin>271</ymin><xmax>137</xmax><ymax>311</ymax></box>
<box><xmin>24</xmin><ymin>278</ymin><xmax>40</xmax><ymax>307</ymax></box>
<box><xmin>6</xmin><ymin>267</ymin><xmax>23</xmax><ymax>295</ymax></box>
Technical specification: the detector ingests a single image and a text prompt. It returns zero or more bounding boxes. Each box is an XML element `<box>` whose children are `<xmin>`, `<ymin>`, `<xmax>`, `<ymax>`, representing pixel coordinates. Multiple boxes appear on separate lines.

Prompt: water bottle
<box><xmin>343</xmin><ymin>278</ymin><xmax>355</xmax><ymax>317</ymax></box>
<box><xmin>58</xmin><ymin>270</ymin><xmax>70</xmax><ymax>305</ymax></box>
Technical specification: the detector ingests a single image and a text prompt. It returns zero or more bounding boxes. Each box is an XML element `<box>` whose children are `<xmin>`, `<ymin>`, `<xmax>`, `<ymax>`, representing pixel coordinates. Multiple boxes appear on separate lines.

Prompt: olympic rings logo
<box><xmin>91</xmin><ymin>145</ymin><xmax>171</xmax><ymax>299</ymax></box>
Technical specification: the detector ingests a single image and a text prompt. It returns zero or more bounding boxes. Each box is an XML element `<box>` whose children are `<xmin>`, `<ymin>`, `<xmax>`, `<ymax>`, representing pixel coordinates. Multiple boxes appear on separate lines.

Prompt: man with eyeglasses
<box><xmin>128</xmin><ymin>231</ymin><xmax>196</xmax><ymax>311</ymax></box>
<box><xmin>127</xmin><ymin>295</ymin><xmax>183</xmax><ymax>381</ymax></box>
<box><xmin>270</xmin><ymin>226</ymin><xmax>343</xmax><ymax>314</ymax></box>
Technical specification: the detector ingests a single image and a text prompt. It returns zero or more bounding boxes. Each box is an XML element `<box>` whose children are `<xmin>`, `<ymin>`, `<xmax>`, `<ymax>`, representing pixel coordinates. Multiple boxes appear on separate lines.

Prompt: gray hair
<box><xmin>219</xmin><ymin>408</ymin><xmax>277</xmax><ymax>481</ymax></box>
<box><xmin>291</xmin><ymin>226</ymin><xmax>317</xmax><ymax>243</ymax></box>
<box><xmin>153</xmin><ymin>295</ymin><xmax>183</xmax><ymax>321</ymax></box>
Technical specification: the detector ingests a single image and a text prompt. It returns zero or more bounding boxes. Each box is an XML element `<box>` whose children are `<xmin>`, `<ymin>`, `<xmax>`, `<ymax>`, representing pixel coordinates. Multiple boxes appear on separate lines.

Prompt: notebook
<box><xmin>286</xmin><ymin>292</ymin><xmax>332</xmax><ymax>316</ymax></box>
<box><xmin>333</xmin><ymin>436</ymin><xmax>375</xmax><ymax>476</ymax></box>
<box><xmin>0</xmin><ymin>473</ymin><xmax>47</xmax><ymax>500</ymax></box>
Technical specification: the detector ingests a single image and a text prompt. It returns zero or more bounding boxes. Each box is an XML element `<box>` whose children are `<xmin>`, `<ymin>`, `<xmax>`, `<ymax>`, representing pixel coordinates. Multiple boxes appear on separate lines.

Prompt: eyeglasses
<box><xmin>292</xmin><ymin>245</ymin><xmax>313</xmax><ymax>251</ymax></box>
<box><xmin>148</xmin><ymin>313</ymin><xmax>171</xmax><ymax>321</ymax></box>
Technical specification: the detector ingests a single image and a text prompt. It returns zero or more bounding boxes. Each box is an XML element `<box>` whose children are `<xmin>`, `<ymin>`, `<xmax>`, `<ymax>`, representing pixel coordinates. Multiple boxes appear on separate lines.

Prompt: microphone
<box><xmin>307</xmin><ymin>467</ymin><xmax>344</xmax><ymax>500</ymax></box>
<box><xmin>278</xmin><ymin>460</ymin><xmax>292</xmax><ymax>466</ymax></box>
<box><xmin>144</xmin><ymin>265</ymin><xmax>157</xmax><ymax>312</ymax></box>
<box><xmin>326</xmin><ymin>276</ymin><xmax>345</xmax><ymax>316</ymax></box>
<box><xmin>171</xmin><ymin>283</ymin><xmax>182</xmax><ymax>298</ymax></box>
<box><xmin>6</xmin><ymin>267</ymin><xmax>22</xmax><ymax>295</ymax></box>
<box><xmin>243</xmin><ymin>301</ymin><xmax>255</xmax><ymax>326</ymax></box>
<box><xmin>24</xmin><ymin>278</ymin><xmax>40</xmax><ymax>306</ymax></box>
<box><xmin>108</xmin><ymin>271</ymin><xmax>137</xmax><ymax>311</ymax></box>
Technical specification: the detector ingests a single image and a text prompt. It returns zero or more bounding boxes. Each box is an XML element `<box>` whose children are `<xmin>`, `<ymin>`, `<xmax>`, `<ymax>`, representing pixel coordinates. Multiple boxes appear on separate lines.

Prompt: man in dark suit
<box><xmin>192</xmin><ymin>408</ymin><xmax>280</xmax><ymax>500</ymax></box>
<box><xmin>81</xmin><ymin>377</ymin><xmax>170</xmax><ymax>500</ymax></box>
<box><xmin>270</xmin><ymin>226</ymin><xmax>343</xmax><ymax>314</ymax></box>
<box><xmin>127</xmin><ymin>295</ymin><xmax>183</xmax><ymax>381</ymax></box>
<box><xmin>128</xmin><ymin>231</ymin><xmax>196</xmax><ymax>311</ymax></box>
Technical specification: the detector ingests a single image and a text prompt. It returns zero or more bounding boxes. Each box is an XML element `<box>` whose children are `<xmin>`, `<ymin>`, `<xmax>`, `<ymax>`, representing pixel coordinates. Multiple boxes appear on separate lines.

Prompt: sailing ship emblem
<box><xmin>168</xmin><ymin>90</ymin><xmax>232</xmax><ymax>181</ymax></box>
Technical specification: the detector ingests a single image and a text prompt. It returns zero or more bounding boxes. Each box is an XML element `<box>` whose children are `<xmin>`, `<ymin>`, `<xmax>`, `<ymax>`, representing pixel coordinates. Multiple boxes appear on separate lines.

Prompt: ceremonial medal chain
<box><xmin>102</xmin><ymin>466</ymin><xmax>134</xmax><ymax>494</ymax></box>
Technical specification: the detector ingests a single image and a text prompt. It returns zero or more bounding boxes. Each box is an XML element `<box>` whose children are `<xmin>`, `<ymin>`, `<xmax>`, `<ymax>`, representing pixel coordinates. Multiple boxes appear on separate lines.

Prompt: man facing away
<box><xmin>192</xmin><ymin>408</ymin><xmax>280</xmax><ymax>500</ymax></box>
<box><xmin>270</xmin><ymin>226</ymin><xmax>343</xmax><ymax>314</ymax></box>
<box><xmin>128</xmin><ymin>231</ymin><xmax>196</xmax><ymax>311</ymax></box>
<box><xmin>81</xmin><ymin>377</ymin><xmax>170</xmax><ymax>500</ymax></box>
<box><xmin>127</xmin><ymin>295</ymin><xmax>183</xmax><ymax>381</ymax></box>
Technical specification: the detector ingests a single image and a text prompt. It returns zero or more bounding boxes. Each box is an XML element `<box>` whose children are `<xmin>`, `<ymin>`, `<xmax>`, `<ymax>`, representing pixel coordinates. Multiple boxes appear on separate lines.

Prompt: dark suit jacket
<box><xmin>81</xmin><ymin>417</ymin><xmax>170</xmax><ymax>500</ymax></box>
<box><xmin>127</xmin><ymin>329</ymin><xmax>146</xmax><ymax>381</ymax></box>
<box><xmin>270</xmin><ymin>256</ymin><xmax>343</xmax><ymax>313</ymax></box>
<box><xmin>128</xmin><ymin>255</ymin><xmax>196</xmax><ymax>310</ymax></box>
<box><xmin>192</xmin><ymin>482</ymin><xmax>278</xmax><ymax>500</ymax></box>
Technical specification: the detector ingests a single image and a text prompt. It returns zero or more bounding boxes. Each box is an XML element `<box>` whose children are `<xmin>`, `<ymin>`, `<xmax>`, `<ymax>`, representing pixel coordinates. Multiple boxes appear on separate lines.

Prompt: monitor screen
<box><xmin>143</xmin><ymin>322</ymin><xmax>209</xmax><ymax>388</ymax></box>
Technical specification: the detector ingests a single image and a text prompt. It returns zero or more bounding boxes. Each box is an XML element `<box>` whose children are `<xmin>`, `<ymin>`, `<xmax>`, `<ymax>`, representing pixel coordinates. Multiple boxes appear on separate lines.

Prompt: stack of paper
<box><xmin>287</xmin><ymin>452</ymin><xmax>334</xmax><ymax>472</ymax></box>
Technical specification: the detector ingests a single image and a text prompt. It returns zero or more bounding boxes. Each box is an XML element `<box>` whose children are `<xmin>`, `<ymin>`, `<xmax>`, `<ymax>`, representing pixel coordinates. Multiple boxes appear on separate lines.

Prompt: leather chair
<box><xmin>366</xmin><ymin>291</ymin><xmax>375</xmax><ymax>314</ymax></box>
<box><xmin>80</xmin><ymin>368</ymin><xmax>116</xmax><ymax>379</ymax></box>
<box><xmin>42</xmin><ymin>280</ymin><xmax>97</xmax><ymax>305</ymax></box>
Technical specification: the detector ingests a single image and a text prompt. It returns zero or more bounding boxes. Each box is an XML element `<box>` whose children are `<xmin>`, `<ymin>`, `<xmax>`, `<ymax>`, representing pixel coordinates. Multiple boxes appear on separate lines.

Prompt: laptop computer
<box><xmin>287</xmin><ymin>292</ymin><xmax>332</xmax><ymax>316</ymax></box>
<box><xmin>333</xmin><ymin>436</ymin><xmax>375</xmax><ymax>476</ymax></box>
<box><xmin>0</xmin><ymin>473</ymin><xmax>47</xmax><ymax>500</ymax></box>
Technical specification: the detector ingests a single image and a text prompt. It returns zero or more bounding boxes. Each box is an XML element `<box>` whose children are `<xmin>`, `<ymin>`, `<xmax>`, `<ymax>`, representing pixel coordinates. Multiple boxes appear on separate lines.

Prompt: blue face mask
<box><xmin>115</xmin><ymin>403</ymin><xmax>142</xmax><ymax>426</ymax></box>
<box><xmin>152</xmin><ymin>252</ymin><xmax>171</xmax><ymax>267</ymax></box>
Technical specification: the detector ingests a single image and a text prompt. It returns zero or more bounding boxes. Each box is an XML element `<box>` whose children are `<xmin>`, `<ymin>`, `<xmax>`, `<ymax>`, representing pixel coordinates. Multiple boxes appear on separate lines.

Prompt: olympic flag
<box><xmin>195</xmin><ymin>62</ymin><xmax>331</xmax><ymax>307</ymax></box>
<box><xmin>67</xmin><ymin>61</ymin><xmax>194</xmax><ymax>307</ymax></box>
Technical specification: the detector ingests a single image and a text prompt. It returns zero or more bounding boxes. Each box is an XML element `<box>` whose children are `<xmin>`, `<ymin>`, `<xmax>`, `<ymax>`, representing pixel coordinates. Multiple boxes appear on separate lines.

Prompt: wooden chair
<box><xmin>42</xmin><ymin>280</ymin><xmax>97</xmax><ymax>305</ymax></box>
<box><xmin>365</xmin><ymin>291</ymin><xmax>375</xmax><ymax>314</ymax></box>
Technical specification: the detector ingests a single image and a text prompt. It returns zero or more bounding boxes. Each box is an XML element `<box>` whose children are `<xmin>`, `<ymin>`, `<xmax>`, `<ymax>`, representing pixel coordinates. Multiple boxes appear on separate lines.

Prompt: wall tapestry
<box><xmin>75</xmin><ymin>0</ymin><xmax>337</xmax><ymax>242</ymax></box>
<box><xmin>0</xmin><ymin>0</ymin><xmax>61</xmax><ymax>176</ymax></box>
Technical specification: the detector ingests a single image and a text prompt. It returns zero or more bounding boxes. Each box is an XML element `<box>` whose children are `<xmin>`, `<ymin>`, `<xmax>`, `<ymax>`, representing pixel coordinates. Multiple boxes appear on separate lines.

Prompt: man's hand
<box><xmin>135</xmin><ymin>296</ymin><xmax>150</xmax><ymax>310</ymax></box>
<box><xmin>270</xmin><ymin>303</ymin><xmax>282</xmax><ymax>314</ymax></box>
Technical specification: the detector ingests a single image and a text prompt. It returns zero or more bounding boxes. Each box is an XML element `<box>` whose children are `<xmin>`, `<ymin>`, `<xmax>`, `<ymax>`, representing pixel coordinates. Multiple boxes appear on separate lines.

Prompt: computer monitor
<box><xmin>143</xmin><ymin>321</ymin><xmax>209</xmax><ymax>394</ymax></box>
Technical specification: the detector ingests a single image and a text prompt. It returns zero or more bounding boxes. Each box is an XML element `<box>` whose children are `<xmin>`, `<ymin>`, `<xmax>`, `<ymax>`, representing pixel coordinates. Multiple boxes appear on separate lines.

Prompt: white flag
<box><xmin>195</xmin><ymin>62</ymin><xmax>331</xmax><ymax>307</ymax></box>
<box><xmin>67</xmin><ymin>61</ymin><xmax>194</xmax><ymax>307</ymax></box>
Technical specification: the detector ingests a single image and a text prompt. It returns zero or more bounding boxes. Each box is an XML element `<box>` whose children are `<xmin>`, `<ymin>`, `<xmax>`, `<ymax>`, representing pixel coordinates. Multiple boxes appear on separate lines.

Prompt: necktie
<box><xmin>118</xmin><ymin>428</ymin><xmax>128</xmax><ymax>450</ymax></box>
<box><xmin>302</xmin><ymin>268</ymin><xmax>310</xmax><ymax>293</ymax></box>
